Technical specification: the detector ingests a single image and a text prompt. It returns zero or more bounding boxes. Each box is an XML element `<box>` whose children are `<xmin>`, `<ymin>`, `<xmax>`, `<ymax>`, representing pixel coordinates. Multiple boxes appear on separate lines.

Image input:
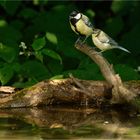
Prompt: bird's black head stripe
<box><xmin>69</xmin><ymin>10</ymin><xmax>79</xmax><ymax>17</ymax></box>
<box><xmin>70</xmin><ymin>18</ymin><xmax>78</xmax><ymax>27</ymax></box>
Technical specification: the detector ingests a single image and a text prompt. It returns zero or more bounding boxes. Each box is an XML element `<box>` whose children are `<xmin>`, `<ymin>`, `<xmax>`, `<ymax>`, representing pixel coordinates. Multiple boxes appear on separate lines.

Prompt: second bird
<box><xmin>92</xmin><ymin>29</ymin><xmax>130</xmax><ymax>53</ymax></box>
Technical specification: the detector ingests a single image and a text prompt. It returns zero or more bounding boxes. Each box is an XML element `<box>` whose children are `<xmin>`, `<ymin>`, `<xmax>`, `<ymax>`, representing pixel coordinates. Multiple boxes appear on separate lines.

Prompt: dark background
<box><xmin>0</xmin><ymin>0</ymin><xmax>140</xmax><ymax>87</ymax></box>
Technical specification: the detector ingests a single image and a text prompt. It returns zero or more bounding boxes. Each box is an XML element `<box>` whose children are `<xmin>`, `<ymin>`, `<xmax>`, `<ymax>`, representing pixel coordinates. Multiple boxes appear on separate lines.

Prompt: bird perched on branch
<box><xmin>92</xmin><ymin>29</ymin><xmax>130</xmax><ymax>53</ymax></box>
<box><xmin>69</xmin><ymin>10</ymin><xmax>94</xmax><ymax>43</ymax></box>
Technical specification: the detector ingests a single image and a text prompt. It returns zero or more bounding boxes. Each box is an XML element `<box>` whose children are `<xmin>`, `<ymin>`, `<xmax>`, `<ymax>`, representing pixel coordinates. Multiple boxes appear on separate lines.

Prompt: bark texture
<box><xmin>0</xmin><ymin>79</ymin><xmax>139</xmax><ymax>108</ymax></box>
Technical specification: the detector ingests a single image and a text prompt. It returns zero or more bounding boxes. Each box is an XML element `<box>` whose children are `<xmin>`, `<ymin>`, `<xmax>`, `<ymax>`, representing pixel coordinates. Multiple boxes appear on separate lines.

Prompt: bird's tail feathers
<box><xmin>117</xmin><ymin>46</ymin><xmax>131</xmax><ymax>53</ymax></box>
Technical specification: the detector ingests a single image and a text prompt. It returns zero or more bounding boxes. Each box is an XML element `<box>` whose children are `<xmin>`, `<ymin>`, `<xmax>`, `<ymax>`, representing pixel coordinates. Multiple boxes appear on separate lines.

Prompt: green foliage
<box><xmin>42</xmin><ymin>48</ymin><xmax>62</xmax><ymax>64</ymax></box>
<box><xmin>0</xmin><ymin>63</ymin><xmax>14</xmax><ymax>85</ymax></box>
<box><xmin>0</xmin><ymin>25</ymin><xmax>22</xmax><ymax>43</ymax></box>
<box><xmin>46</xmin><ymin>32</ymin><xmax>58</xmax><ymax>45</ymax></box>
<box><xmin>121</xmin><ymin>25</ymin><xmax>140</xmax><ymax>52</ymax></box>
<box><xmin>0</xmin><ymin>0</ymin><xmax>139</xmax><ymax>87</ymax></box>
<box><xmin>19</xmin><ymin>8</ymin><xmax>38</xmax><ymax>19</ymax></box>
<box><xmin>114</xmin><ymin>64</ymin><xmax>140</xmax><ymax>81</ymax></box>
<box><xmin>0</xmin><ymin>43</ymin><xmax>17</xmax><ymax>63</ymax></box>
<box><xmin>32</xmin><ymin>37</ymin><xmax>46</xmax><ymax>51</ymax></box>
<box><xmin>22</xmin><ymin>60</ymin><xmax>51</xmax><ymax>80</ymax></box>
<box><xmin>0</xmin><ymin>0</ymin><xmax>21</xmax><ymax>16</ymax></box>
<box><xmin>0</xmin><ymin>19</ymin><xmax>7</xmax><ymax>27</ymax></box>
<box><xmin>111</xmin><ymin>1</ymin><xmax>133</xmax><ymax>16</ymax></box>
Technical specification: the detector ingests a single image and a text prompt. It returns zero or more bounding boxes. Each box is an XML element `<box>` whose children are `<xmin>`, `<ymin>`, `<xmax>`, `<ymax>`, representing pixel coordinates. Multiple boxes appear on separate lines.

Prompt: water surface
<box><xmin>0</xmin><ymin>106</ymin><xmax>140</xmax><ymax>140</ymax></box>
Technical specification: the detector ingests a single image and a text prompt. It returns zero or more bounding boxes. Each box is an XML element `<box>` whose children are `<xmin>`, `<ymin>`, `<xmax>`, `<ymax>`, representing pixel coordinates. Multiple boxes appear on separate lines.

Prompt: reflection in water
<box><xmin>0</xmin><ymin>106</ymin><xmax>140</xmax><ymax>139</ymax></box>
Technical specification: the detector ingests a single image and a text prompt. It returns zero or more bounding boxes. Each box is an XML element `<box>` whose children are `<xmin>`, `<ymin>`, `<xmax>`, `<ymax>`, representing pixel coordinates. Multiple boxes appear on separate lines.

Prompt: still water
<box><xmin>0</xmin><ymin>106</ymin><xmax>140</xmax><ymax>140</ymax></box>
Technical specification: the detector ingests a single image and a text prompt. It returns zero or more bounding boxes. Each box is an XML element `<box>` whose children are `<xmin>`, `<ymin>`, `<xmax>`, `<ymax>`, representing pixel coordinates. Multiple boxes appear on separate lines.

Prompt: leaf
<box><xmin>33</xmin><ymin>0</ymin><xmax>40</xmax><ymax>5</ymax></box>
<box><xmin>0</xmin><ymin>25</ymin><xmax>22</xmax><ymax>43</ymax></box>
<box><xmin>18</xmin><ymin>8</ymin><xmax>38</xmax><ymax>19</ymax></box>
<box><xmin>0</xmin><ymin>0</ymin><xmax>21</xmax><ymax>16</ymax></box>
<box><xmin>86</xmin><ymin>9</ymin><xmax>95</xmax><ymax>18</ymax></box>
<box><xmin>0</xmin><ymin>19</ymin><xmax>7</xmax><ymax>27</ymax></box>
<box><xmin>0</xmin><ymin>64</ymin><xmax>14</xmax><ymax>85</ymax></box>
<box><xmin>50</xmin><ymin>75</ymin><xmax>64</xmax><ymax>80</ymax></box>
<box><xmin>46</xmin><ymin>32</ymin><xmax>58</xmax><ymax>45</ymax></box>
<box><xmin>42</xmin><ymin>48</ymin><xmax>62</xmax><ymax>64</ymax></box>
<box><xmin>0</xmin><ymin>43</ymin><xmax>17</xmax><ymax>63</ymax></box>
<box><xmin>33</xmin><ymin>0</ymin><xmax>48</xmax><ymax>5</ymax></box>
<box><xmin>114</xmin><ymin>64</ymin><xmax>140</xmax><ymax>80</ymax></box>
<box><xmin>10</xmin><ymin>20</ymin><xmax>24</xmax><ymax>30</ymax></box>
<box><xmin>11</xmin><ymin>62</ymin><xmax>21</xmax><ymax>73</ymax></box>
<box><xmin>34</xmin><ymin>51</ymin><xmax>44</xmax><ymax>62</ymax></box>
<box><xmin>13</xmin><ymin>80</ymin><xmax>37</xmax><ymax>88</ymax></box>
<box><xmin>22</xmin><ymin>60</ymin><xmax>51</xmax><ymax>80</ymax></box>
<box><xmin>63</xmin><ymin>68</ymin><xmax>104</xmax><ymax>80</ymax></box>
<box><xmin>32</xmin><ymin>37</ymin><xmax>46</xmax><ymax>51</ymax></box>
<box><xmin>111</xmin><ymin>0</ymin><xmax>132</xmax><ymax>15</ymax></box>
<box><xmin>47</xmin><ymin>60</ymin><xmax>63</xmax><ymax>75</ymax></box>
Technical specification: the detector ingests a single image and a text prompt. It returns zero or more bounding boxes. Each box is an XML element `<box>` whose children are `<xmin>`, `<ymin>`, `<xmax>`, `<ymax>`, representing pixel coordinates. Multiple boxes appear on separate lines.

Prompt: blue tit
<box><xmin>92</xmin><ymin>29</ymin><xmax>130</xmax><ymax>53</ymax></box>
<box><xmin>69</xmin><ymin>10</ymin><xmax>94</xmax><ymax>43</ymax></box>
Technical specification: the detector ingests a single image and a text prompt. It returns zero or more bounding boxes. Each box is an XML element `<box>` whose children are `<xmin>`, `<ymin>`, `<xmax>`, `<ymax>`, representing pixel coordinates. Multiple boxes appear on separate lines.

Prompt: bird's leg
<box><xmin>75</xmin><ymin>36</ymin><xmax>82</xmax><ymax>44</ymax></box>
<box><xmin>98</xmin><ymin>50</ymin><xmax>106</xmax><ymax>54</ymax></box>
<box><xmin>75</xmin><ymin>36</ymin><xmax>89</xmax><ymax>45</ymax></box>
<box><xmin>90</xmin><ymin>47</ymin><xmax>104</xmax><ymax>55</ymax></box>
<box><xmin>82</xmin><ymin>36</ymin><xmax>88</xmax><ymax>44</ymax></box>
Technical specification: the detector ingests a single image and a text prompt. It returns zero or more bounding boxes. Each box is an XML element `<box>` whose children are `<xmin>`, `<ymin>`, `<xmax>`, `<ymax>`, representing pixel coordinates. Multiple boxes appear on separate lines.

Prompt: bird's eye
<box><xmin>74</xmin><ymin>13</ymin><xmax>81</xmax><ymax>20</ymax></box>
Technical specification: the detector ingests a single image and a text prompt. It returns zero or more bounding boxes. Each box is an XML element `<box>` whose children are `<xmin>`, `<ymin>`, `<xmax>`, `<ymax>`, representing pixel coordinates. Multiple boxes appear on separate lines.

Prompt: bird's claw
<box><xmin>75</xmin><ymin>37</ymin><xmax>84</xmax><ymax>46</ymax></box>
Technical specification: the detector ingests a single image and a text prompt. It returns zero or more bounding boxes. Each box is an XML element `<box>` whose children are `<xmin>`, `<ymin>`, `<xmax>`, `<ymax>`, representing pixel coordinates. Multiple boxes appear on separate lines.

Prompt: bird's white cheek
<box><xmin>74</xmin><ymin>13</ymin><xmax>81</xmax><ymax>20</ymax></box>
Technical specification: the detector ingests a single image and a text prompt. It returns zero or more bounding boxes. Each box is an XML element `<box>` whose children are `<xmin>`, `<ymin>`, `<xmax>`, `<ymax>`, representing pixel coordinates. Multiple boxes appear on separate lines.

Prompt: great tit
<box><xmin>69</xmin><ymin>10</ymin><xmax>94</xmax><ymax>43</ymax></box>
<box><xmin>92</xmin><ymin>29</ymin><xmax>130</xmax><ymax>53</ymax></box>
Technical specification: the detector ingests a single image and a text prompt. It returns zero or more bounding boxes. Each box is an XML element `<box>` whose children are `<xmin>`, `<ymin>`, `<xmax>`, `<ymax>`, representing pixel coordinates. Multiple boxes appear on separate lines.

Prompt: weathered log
<box><xmin>0</xmin><ymin>79</ymin><xmax>107</xmax><ymax>108</ymax></box>
<box><xmin>0</xmin><ymin>79</ymin><xmax>139</xmax><ymax>108</ymax></box>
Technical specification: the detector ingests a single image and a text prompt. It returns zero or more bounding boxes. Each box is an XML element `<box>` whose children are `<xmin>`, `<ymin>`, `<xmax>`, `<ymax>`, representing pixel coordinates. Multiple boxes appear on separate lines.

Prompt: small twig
<box><xmin>69</xmin><ymin>74</ymin><xmax>92</xmax><ymax>97</ymax></box>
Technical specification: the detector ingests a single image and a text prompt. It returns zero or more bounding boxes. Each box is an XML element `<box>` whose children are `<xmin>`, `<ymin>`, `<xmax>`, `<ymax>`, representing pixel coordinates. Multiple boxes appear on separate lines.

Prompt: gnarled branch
<box><xmin>75</xmin><ymin>42</ymin><xmax>136</xmax><ymax>104</ymax></box>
